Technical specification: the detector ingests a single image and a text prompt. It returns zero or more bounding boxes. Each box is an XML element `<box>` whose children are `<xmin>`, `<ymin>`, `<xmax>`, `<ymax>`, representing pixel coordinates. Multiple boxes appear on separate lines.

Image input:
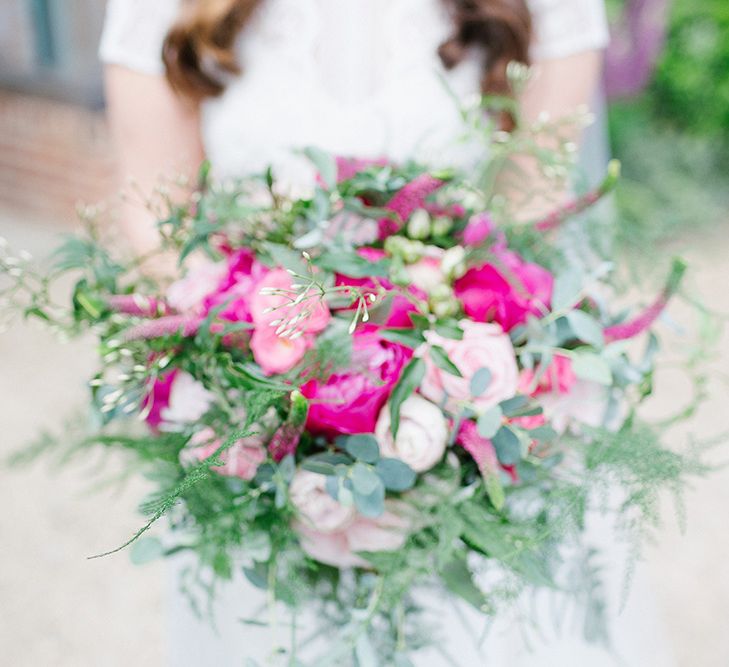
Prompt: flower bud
<box><xmin>401</xmin><ymin>239</ymin><xmax>425</xmax><ymax>264</ymax></box>
<box><xmin>429</xmin><ymin>284</ymin><xmax>459</xmax><ymax>318</ymax></box>
<box><xmin>431</xmin><ymin>216</ymin><xmax>453</xmax><ymax>237</ymax></box>
<box><xmin>441</xmin><ymin>245</ymin><xmax>467</xmax><ymax>281</ymax></box>
<box><xmin>407</xmin><ymin>208</ymin><xmax>431</xmax><ymax>240</ymax></box>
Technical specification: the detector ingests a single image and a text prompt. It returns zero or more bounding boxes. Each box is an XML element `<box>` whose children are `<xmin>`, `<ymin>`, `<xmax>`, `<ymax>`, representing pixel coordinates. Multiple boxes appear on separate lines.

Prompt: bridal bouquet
<box><xmin>2</xmin><ymin>119</ymin><xmax>701</xmax><ymax>663</ymax></box>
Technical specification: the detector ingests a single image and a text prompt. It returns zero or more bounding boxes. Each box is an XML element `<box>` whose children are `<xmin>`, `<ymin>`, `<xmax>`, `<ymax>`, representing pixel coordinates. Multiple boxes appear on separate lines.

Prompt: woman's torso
<box><xmin>100</xmin><ymin>0</ymin><xmax>609</xmax><ymax>183</ymax></box>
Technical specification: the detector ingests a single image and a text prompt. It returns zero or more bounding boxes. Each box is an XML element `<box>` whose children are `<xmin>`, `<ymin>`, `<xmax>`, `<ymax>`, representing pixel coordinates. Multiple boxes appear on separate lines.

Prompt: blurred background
<box><xmin>0</xmin><ymin>1</ymin><xmax>727</xmax><ymax>665</ymax></box>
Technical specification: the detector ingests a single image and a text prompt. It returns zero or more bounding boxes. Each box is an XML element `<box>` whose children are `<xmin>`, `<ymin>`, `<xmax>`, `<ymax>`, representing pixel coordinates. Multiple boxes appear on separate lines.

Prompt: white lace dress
<box><xmin>99</xmin><ymin>2</ymin><xmax>672</xmax><ymax>665</ymax></box>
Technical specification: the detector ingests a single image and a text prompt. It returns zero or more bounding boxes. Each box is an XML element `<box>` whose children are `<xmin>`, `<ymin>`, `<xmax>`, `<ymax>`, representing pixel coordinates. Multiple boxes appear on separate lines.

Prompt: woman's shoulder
<box><xmin>528</xmin><ymin>0</ymin><xmax>610</xmax><ymax>60</ymax></box>
<box><xmin>99</xmin><ymin>0</ymin><xmax>182</xmax><ymax>75</ymax></box>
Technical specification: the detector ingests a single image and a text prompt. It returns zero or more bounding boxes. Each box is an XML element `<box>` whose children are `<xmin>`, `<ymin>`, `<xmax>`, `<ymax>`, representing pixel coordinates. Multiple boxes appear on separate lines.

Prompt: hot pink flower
<box><xmin>378</xmin><ymin>173</ymin><xmax>444</xmax><ymax>239</ymax></box>
<box><xmin>454</xmin><ymin>249</ymin><xmax>553</xmax><ymax>331</ymax></box>
<box><xmin>202</xmin><ymin>248</ymin><xmax>268</xmax><ymax>324</ymax></box>
<box><xmin>181</xmin><ymin>427</ymin><xmax>266</xmax><ymax>480</ymax></box>
<box><xmin>301</xmin><ymin>325</ymin><xmax>412</xmax><ymax>436</ymax></box>
<box><xmin>142</xmin><ymin>370</ymin><xmax>177</xmax><ymax>430</ymax></box>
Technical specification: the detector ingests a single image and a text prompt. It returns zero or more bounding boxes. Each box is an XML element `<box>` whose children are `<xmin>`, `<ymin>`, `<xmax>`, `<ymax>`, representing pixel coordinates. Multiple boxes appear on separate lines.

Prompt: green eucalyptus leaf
<box><xmin>492</xmin><ymin>426</ymin><xmax>522</xmax><ymax>465</ymax></box>
<box><xmin>566</xmin><ymin>310</ymin><xmax>605</xmax><ymax>347</ymax></box>
<box><xmin>303</xmin><ymin>146</ymin><xmax>337</xmax><ymax>189</ymax></box>
<box><xmin>375</xmin><ymin>458</ymin><xmax>417</xmax><ymax>491</ymax></box>
<box><xmin>477</xmin><ymin>406</ymin><xmax>503</xmax><ymax>439</ymax></box>
<box><xmin>552</xmin><ymin>268</ymin><xmax>584</xmax><ymax>312</ymax></box>
<box><xmin>344</xmin><ymin>434</ymin><xmax>380</xmax><ymax>463</ymax></box>
<box><xmin>351</xmin><ymin>462</ymin><xmax>382</xmax><ymax>495</ymax></box>
<box><xmin>572</xmin><ymin>351</ymin><xmax>613</xmax><ymax>385</ymax></box>
<box><xmin>470</xmin><ymin>368</ymin><xmax>492</xmax><ymax>397</ymax></box>
<box><xmin>353</xmin><ymin>481</ymin><xmax>386</xmax><ymax>518</ymax></box>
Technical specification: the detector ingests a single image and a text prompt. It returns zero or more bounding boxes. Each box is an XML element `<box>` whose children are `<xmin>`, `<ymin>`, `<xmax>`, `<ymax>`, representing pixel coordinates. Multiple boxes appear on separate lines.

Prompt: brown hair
<box><xmin>163</xmin><ymin>0</ymin><xmax>532</xmax><ymax>101</ymax></box>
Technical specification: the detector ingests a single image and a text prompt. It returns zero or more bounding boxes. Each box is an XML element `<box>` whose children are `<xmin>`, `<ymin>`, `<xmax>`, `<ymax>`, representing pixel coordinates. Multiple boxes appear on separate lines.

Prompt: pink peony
<box><xmin>201</xmin><ymin>248</ymin><xmax>268</xmax><ymax>324</ymax></box>
<box><xmin>301</xmin><ymin>325</ymin><xmax>412</xmax><ymax>436</ymax></box>
<box><xmin>420</xmin><ymin>320</ymin><xmax>519</xmax><ymax>414</ymax></box>
<box><xmin>181</xmin><ymin>427</ymin><xmax>266</xmax><ymax>480</ymax></box>
<box><xmin>294</xmin><ymin>504</ymin><xmax>410</xmax><ymax>568</ymax></box>
<box><xmin>375</xmin><ymin>395</ymin><xmax>448</xmax><ymax>472</ymax></box>
<box><xmin>250</xmin><ymin>324</ymin><xmax>310</xmax><ymax>375</ymax></box>
<box><xmin>454</xmin><ymin>248</ymin><xmax>553</xmax><ymax>332</ymax></box>
<box><xmin>250</xmin><ymin>268</ymin><xmax>331</xmax><ymax>332</ymax></box>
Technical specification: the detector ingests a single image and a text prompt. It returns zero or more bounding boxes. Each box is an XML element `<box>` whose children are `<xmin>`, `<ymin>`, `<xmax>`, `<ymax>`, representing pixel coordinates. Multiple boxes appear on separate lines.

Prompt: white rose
<box><xmin>375</xmin><ymin>395</ymin><xmax>448</xmax><ymax>472</ymax></box>
<box><xmin>289</xmin><ymin>470</ymin><xmax>356</xmax><ymax>534</ymax></box>
<box><xmin>160</xmin><ymin>372</ymin><xmax>214</xmax><ymax>427</ymax></box>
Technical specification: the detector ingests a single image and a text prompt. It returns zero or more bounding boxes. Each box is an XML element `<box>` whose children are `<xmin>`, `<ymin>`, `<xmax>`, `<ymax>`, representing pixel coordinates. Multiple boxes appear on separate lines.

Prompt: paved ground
<box><xmin>1</xmin><ymin>211</ymin><xmax>727</xmax><ymax>666</ymax></box>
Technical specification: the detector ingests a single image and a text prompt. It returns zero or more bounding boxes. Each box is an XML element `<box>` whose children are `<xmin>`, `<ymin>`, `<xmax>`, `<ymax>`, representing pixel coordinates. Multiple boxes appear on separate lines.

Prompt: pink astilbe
<box><xmin>457</xmin><ymin>420</ymin><xmax>500</xmax><ymax>478</ymax></box>
<box><xmin>535</xmin><ymin>161</ymin><xmax>621</xmax><ymax>232</ymax></box>
<box><xmin>122</xmin><ymin>315</ymin><xmax>202</xmax><ymax>342</ymax></box>
<box><xmin>268</xmin><ymin>423</ymin><xmax>304</xmax><ymax>462</ymax></box>
<box><xmin>107</xmin><ymin>294</ymin><xmax>171</xmax><ymax>317</ymax></box>
<box><xmin>378</xmin><ymin>174</ymin><xmax>444</xmax><ymax>239</ymax></box>
<box><xmin>604</xmin><ymin>259</ymin><xmax>686</xmax><ymax>342</ymax></box>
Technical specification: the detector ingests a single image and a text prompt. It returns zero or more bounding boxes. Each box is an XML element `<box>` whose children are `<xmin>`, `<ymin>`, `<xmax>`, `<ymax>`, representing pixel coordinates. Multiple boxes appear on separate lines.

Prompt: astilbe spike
<box><xmin>604</xmin><ymin>258</ymin><xmax>686</xmax><ymax>342</ymax></box>
<box><xmin>379</xmin><ymin>173</ymin><xmax>445</xmax><ymax>238</ymax></box>
<box><xmin>107</xmin><ymin>294</ymin><xmax>172</xmax><ymax>317</ymax></box>
<box><xmin>267</xmin><ymin>423</ymin><xmax>303</xmax><ymax>462</ymax></box>
<box><xmin>122</xmin><ymin>315</ymin><xmax>201</xmax><ymax>342</ymax></box>
<box><xmin>534</xmin><ymin>160</ymin><xmax>621</xmax><ymax>232</ymax></box>
<box><xmin>457</xmin><ymin>420</ymin><xmax>499</xmax><ymax>476</ymax></box>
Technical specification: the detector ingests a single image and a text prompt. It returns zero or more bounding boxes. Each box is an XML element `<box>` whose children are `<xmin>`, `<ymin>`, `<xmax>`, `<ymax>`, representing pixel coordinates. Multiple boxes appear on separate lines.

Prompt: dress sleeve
<box><xmin>99</xmin><ymin>0</ymin><xmax>182</xmax><ymax>75</ymax></box>
<box><xmin>528</xmin><ymin>0</ymin><xmax>610</xmax><ymax>61</ymax></box>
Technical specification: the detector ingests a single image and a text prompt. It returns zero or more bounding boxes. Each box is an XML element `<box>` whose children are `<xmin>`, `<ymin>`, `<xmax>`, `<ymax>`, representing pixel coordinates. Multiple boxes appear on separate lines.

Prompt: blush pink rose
<box><xmin>294</xmin><ymin>504</ymin><xmax>410</xmax><ymax>568</ymax></box>
<box><xmin>420</xmin><ymin>320</ymin><xmax>519</xmax><ymax>414</ymax></box>
<box><xmin>289</xmin><ymin>470</ymin><xmax>356</xmax><ymax>533</ymax></box>
<box><xmin>375</xmin><ymin>395</ymin><xmax>448</xmax><ymax>472</ymax></box>
<box><xmin>250</xmin><ymin>268</ymin><xmax>330</xmax><ymax>333</ymax></box>
<box><xmin>181</xmin><ymin>427</ymin><xmax>266</xmax><ymax>480</ymax></box>
<box><xmin>301</xmin><ymin>325</ymin><xmax>412</xmax><ymax>436</ymax></box>
<box><xmin>454</xmin><ymin>248</ymin><xmax>553</xmax><ymax>331</ymax></box>
<box><xmin>250</xmin><ymin>324</ymin><xmax>310</xmax><ymax>375</ymax></box>
<box><xmin>159</xmin><ymin>371</ymin><xmax>215</xmax><ymax>426</ymax></box>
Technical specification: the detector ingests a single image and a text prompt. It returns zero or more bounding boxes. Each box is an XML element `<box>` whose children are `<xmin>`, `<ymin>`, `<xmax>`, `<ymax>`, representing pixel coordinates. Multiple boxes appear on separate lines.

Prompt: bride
<box><xmin>99</xmin><ymin>1</ymin><xmax>672</xmax><ymax>665</ymax></box>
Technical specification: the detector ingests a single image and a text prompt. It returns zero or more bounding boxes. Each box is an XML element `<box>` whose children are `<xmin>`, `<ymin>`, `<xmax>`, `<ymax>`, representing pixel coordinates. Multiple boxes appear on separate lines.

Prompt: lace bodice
<box><xmin>100</xmin><ymin>0</ymin><xmax>609</xmax><ymax>182</ymax></box>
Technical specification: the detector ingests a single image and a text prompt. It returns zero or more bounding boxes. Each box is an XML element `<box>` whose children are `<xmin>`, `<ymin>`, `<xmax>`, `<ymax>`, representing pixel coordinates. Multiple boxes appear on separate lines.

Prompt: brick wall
<box><xmin>0</xmin><ymin>91</ymin><xmax>116</xmax><ymax>224</ymax></box>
